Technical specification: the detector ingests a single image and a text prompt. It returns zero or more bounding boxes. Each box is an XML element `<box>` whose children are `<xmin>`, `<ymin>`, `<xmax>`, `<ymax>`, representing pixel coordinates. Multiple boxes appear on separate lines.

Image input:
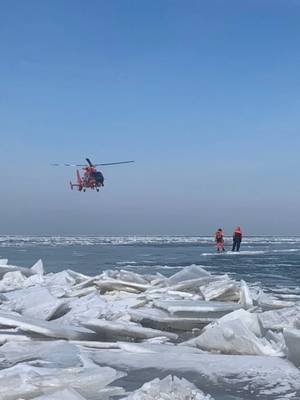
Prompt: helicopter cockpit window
<box><xmin>94</xmin><ymin>172</ymin><xmax>102</xmax><ymax>178</ymax></box>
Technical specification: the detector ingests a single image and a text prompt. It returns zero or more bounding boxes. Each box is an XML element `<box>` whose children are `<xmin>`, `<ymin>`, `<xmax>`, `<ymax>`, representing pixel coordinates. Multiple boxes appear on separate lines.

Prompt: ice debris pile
<box><xmin>0</xmin><ymin>258</ymin><xmax>300</xmax><ymax>399</ymax></box>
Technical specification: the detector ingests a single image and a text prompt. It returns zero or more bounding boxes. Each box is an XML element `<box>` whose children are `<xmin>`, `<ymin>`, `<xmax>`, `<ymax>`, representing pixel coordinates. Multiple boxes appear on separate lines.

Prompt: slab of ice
<box><xmin>101</xmin><ymin>293</ymin><xmax>146</xmax><ymax>320</ymax></box>
<box><xmin>66</xmin><ymin>287</ymin><xmax>98</xmax><ymax>299</ymax></box>
<box><xmin>31</xmin><ymin>389</ymin><xmax>86</xmax><ymax>400</ymax></box>
<box><xmin>0</xmin><ymin>362</ymin><xmax>125</xmax><ymax>400</ymax></box>
<box><xmin>95</xmin><ymin>278</ymin><xmax>150</xmax><ymax>293</ymax></box>
<box><xmin>117</xmin><ymin>270</ymin><xmax>150</xmax><ymax>285</ymax></box>
<box><xmin>188</xmin><ymin>317</ymin><xmax>283</xmax><ymax>356</ymax></box>
<box><xmin>24</xmin><ymin>273</ymin><xmax>45</xmax><ymax>288</ymax></box>
<box><xmin>0</xmin><ymin>340</ymin><xmax>81</xmax><ymax>368</ymax></box>
<box><xmin>0</xmin><ymin>259</ymin><xmax>44</xmax><ymax>281</ymax></box>
<box><xmin>200</xmin><ymin>279</ymin><xmax>240</xmax><ymax>302</ymax></box>
<box><xmin>82</xmin><ymin>318</ymin><xmax>178</xmax><ymax>341</ymax></box>
<box><xmin>70</xmin><ymin>340</ymin><xmax>121</xmax><ymax>349</ymax></box>
<box><xmin>0</xmin><ymin>312</ymin><xmax>96</xmax><ymax>340</ymax></box>
<box><xmin>57</xmin><ymin>292</ymin><xmax>107</xmax><ymax>325</ymax></box>
<box><xmin>256</xmin><ymin>293</ymin><xmax>295</xmax><ymax>310</ymax></box>
<box><xmin>153</xmin><ymin>299</ymin><xmax>241</xmax><ymax>318</ymax></box>
<box><xmin>38</xmin><ymin>364</ymin><xmax>125</xmax><ymax>399</ymax></box>
<box><xmin>0</xmin><ymin>271</ymin><xmax>26</xmax><ymax>292</ymax></box>
<box><xmin>283</xmin><ymin>328</ymin><xmax>300</xmax><ymax>367</ymax></box>
<box><xmin>141</xmin><ymin>287</ymin><xmax>198</xmax><ymax>301</ymax></box>
<box><xmin>259</xmin><ymin>306</ymin><xmax>300</xmax><ymax>331</ymax></box>
<box><xmin>164</xmin><ymin>289</ymin><xmax>200</xmax><ymax>299</ymax></box>
<box><xmin>73</xmin><ymin>341</ymin><xmax>157</xmax><ymax>353</ymax></box>
<box><xmin>53</xmin><ymin>270</ymin><xmax>94</xmax><ymax>295</ymax></box>
<box><xmin>166</xmin><ymin>265</ymin><xmax>211</xmax><ymax>286</ymax></box>
<box><xmin>91</xmin><ymin>345</ymin><xmax>300</xmax><ymax>397</ymax></box>
<box><xmin>121</xmin><ymin>375</ymin><xmax>214</xmax><ymax>400</ymax></box>
<box><xmin>3</xmin><ymin>286</ymin><xmax>68</xmax><ymax>321</ymax></box>
<box><xmin>0</xmin><ymin>264</ymin><xmax>34</xmax><ymax>278</ymax></box>
<box><xmin>66</xmin><ymin>269</ymin><xmax>91</xmax><ymax>283</ymax></box>
<box><xmin>44</xmin><ymin>271</ymin><xmax>79</xmax><ymax>291</ymax></box>
<box><xmin>70</xmin><ymin>276</ymin><xmax>100</xmax><ymax>292</ymax></box>
<box><xmin>31</xmin><ymin>259</ymin><xmax>44</xmax><ymax>275</ymax></box>
<box><xmin>129</xmin><ymin>307</ymin><xmax>211</xmax><ymax>331</ymax></box>
<box><xmin>239</xmin><ymin>279</ymin><xmax>253</xmax><ymax>309</ymax></box>
<box><xmin>215</xmin><ymin>308</ymin><xmax>262</xmax><ymax>337</ymax></box>
<box><xmin>165</xmin><ymin>278</ymin><xmax>210</xmax><ymax>295</ymax></box>
<box><xmin>0</xmin><ymin>331</ymin><xmax>31</xmax><ymax>344</ymax></box>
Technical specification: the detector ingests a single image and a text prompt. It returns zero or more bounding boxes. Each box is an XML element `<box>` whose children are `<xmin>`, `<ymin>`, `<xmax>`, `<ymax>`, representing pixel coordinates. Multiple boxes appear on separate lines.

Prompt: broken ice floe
<box><xmin>0</xmin><ymin>260</ymin><xmax>299</xmax><ymax>399</ymax></box>
<box><xmin>82</xmin><ymin>318</ymin><xmax>178</xmax><ymax>341</ymax></box>
<box><xmin>91</xmin><ymin>343</ymin><xmax>300</xmax><ymax>398</ymax></box>
<box><xmin>283</xmin><ymin>328</ymin><xmax>300</xmax><ymax>367</ymax></box>
<box><xmin>120</xmin><ymin>375</ymin><xmax>214</xmax><ymax>400</ymax></box>
<box><xmin>184</xmin><ymin>309</ymin><xmax>285</xmax><ymax>356</ymax></box>
<box><xmin>0</xmin><ymin>361</ymin><xmax>124</xmax><ymax>400</ymax></box>
<box><xmin>29</xmin><ymin>389</ymin><xmax>87</xmax><ymax>400</ymax></box>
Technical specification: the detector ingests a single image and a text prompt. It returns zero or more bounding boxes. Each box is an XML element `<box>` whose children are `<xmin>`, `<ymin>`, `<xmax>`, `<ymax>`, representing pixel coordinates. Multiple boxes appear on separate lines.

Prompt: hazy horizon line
<box><xmin>0</xmin><ymin>233</ymin><xmax>300</xmax><ymax>237</ymax></box>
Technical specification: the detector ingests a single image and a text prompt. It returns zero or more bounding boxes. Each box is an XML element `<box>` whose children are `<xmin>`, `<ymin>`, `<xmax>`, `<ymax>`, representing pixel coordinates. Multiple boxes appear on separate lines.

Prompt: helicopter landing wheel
<box><xmin>96</xmin><ymin>189</ymin><xmax>99</xmax><ymax>192</ymax></box>
<box><xmin>83</xmin><ymin>189</ymin><xmax>86</xmax><ymax>192</ymax></box>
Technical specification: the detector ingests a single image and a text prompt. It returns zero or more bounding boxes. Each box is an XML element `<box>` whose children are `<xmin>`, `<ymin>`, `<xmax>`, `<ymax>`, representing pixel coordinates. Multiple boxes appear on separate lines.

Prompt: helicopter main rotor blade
<box><xmin>85</xmin><ymin>158</ymin><xmax>93</xmax><ymax>167</ymax></box>
<box><xmin>94</xmin><ymin>160</ymin><xmax>135</xmax><ymax>166</ymax></box>
<box><xmin>50</xmin><ymin>163</ymin><xmax>86</xmax><ymax>167</ymax></box>
<box><xmin>51</xmin><ymin>160</ymin><xmax>135</xmax><ymax>167</ymax></box>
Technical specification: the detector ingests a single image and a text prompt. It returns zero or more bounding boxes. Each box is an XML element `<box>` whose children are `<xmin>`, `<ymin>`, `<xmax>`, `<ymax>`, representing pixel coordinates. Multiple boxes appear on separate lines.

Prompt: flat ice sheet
<box><xmin>82</xmin><ymin>318</ymin><xmax>178</xmax><ymax>341</ymax></box>
<box><xmin>4</xmin><ymin>286</ymin><xmax>67</xmax><ymax>320</ymax></box>
<box><xmin>21</xmin><ymin>388</ymin><xmax>86</xmax><ymax>400</ymax></box>
<box><xmin>0</xmin><ymin>362</ymin><xmax>125</xmax><ymax>400</ymax></box>
<box><xmin>91</xmin><ymin>345</ymin><xmax>300</xmax><ymax>398</ymax></box>
<box><xmin>153</xmin><ymin>299</ymin><xmax>241</xmax><ymax>318</ymax></box>
<box><xmin>0</xmin><ymin>312</ymin><xmax>96</xmax><ymax>340</ymax></box>
<box><xmin>0</xmin><ymin>340</ymin><xmax>81</xmax><ymax>368</ymax></box>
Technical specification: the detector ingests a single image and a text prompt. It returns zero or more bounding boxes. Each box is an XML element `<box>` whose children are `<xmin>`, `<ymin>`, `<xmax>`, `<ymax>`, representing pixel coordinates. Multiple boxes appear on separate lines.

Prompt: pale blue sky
<box><xmin>1</xmin><ymin>0</ymin><xmax>300</xmax><ymax>235</ymax></box>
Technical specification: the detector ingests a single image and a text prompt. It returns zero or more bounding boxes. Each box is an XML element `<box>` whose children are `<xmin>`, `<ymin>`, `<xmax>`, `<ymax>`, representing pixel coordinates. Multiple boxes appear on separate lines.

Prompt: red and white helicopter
<box><xmin>51</xmin><ymin>158</ymin><xmax>134</xmax><ymax>192</ymax></box>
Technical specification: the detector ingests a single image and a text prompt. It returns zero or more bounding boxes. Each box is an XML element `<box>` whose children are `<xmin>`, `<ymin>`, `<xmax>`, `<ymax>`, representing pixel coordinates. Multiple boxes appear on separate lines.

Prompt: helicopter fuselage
<box><xmin>70</xmin><ymin>167</ymin><xmax>104</xmax><ymax>192</ymax></box>
<box><xmin>51</xmin><ymin>157</ymin><xmax>134</xmax><ymax>193</ymax></box>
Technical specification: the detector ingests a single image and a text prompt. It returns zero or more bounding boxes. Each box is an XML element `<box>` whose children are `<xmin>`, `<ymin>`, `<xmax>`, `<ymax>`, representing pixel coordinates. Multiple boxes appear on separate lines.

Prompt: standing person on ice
<box><xmin>232</xmin><ymin>226</ymin><xmax>242</xmax><ymax>252</ymax></box>
<box><xmin>215</xmin><ymin>228</ymin><xmax>225</xmax><ymax>252</ymax></box>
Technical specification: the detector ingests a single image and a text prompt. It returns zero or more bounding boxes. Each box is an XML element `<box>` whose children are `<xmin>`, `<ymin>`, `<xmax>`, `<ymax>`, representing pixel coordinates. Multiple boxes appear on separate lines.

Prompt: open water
<box><xmin>1</xmin><ymin>235</ymin><xmax>300</xmax><ymax>293</ymax></box>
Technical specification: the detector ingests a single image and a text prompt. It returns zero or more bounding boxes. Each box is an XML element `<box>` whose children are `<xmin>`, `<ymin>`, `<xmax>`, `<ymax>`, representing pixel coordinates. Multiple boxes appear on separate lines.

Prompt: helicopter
<box><xmin>51</xmin><ymin>158</ymin><xmax>134</xmax><ymax>192</ymax></box>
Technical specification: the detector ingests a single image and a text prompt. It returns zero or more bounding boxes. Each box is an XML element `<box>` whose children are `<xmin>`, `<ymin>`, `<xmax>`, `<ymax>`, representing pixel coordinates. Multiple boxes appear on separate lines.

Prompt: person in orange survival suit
<box><xmin>232</xmin><ymin>226</ymin><xmax>242</xmax><ymax>252</ymax></box>
<box><xmin>215</xmin><ymin>228</ymin><xmax>225</xmax><ymax>252</ymax></box>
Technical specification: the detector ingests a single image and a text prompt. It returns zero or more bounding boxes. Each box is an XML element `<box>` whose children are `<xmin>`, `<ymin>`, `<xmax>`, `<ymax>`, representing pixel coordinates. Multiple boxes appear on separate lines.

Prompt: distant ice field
<box><xmin>1</xmin><ymin>236</ymin><xmax>300</xmax><ymax>292</ymax></box>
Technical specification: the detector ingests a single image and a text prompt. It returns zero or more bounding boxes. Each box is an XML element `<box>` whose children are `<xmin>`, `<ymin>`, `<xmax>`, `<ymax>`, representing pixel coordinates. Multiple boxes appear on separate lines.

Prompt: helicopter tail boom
<box><xmin>76</xmin><ymin>169</ymin><xmax>83</xmax><ymax>184</ymax></box>
<box><xmin>70</xmin><ymin>182</ymin><xmax>82</xmax><ymax>191</ymax></box>
<box><xmin>70</xmin><ymin>170</ymin><xmax>83</xmax><ymax>191</ymax></box>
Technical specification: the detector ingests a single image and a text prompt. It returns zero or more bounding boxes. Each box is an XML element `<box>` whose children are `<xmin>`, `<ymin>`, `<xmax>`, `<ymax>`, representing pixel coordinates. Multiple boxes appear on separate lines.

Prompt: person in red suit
<box><xmin>232</xmin><ymin>226</ymin><xmax>242</xmax><ymax>252</ymax></box>
<box><xmin>215</xmin><ymin>228</ymin><xmax>225</xmax><ymax>252</ymax></box>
